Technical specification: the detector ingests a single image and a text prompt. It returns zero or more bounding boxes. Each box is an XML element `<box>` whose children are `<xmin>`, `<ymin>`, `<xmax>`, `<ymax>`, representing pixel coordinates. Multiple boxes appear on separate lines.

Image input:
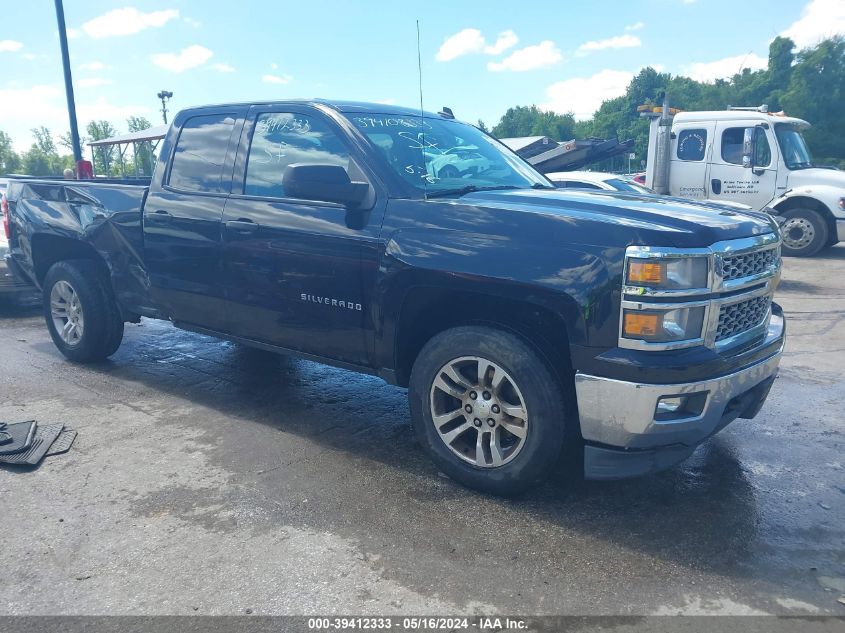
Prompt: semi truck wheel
<box><xmin>43</xmin><ymin>260</ymin><xmax>125</xmax><ymax>363</ymax></box>
<box><xmin>409</xmin><ymin>325</ymin><xmax>568</xmax><ymax>495</ymax></box>
<box><xmin>780</xmin><ymin>208</ymin><xmax>828</xmax><ymax>257</ymax></box>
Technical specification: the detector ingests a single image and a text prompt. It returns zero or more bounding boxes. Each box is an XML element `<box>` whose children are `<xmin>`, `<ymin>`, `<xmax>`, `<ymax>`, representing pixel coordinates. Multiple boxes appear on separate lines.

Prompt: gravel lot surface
<box><xmin>0</xmin><ymin>247</ymin><xmax>843</xmax><ymax>617</ymax></box>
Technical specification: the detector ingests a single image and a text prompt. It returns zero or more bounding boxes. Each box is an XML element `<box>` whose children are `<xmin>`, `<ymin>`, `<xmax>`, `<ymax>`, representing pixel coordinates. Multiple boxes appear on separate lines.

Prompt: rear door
<box><xmin>706</xmin><ymin>121</ymin><xmax>778</xmax><ymax>210</ymax></box>
<box><xmin>143</xmin><ymin>109</ymin><xmax>244</xmax><ymax>331</ymax></box>
<box><xmin>221</xmin><ymin>106</ymin><xmax>384</xmax><ymax>365</ymax></box>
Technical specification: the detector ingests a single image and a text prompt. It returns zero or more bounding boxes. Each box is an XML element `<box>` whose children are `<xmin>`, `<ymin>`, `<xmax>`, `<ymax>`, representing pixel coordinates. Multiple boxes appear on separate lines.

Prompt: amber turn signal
<box><xmin>628</xmin><ymin>261</ymin><xmax>665</xmax><ymax>285</ymax></box>
<box><xmin>623</xmin><ymin>312</ymin><xmax>662</xmax><ymax>337</ymax></box>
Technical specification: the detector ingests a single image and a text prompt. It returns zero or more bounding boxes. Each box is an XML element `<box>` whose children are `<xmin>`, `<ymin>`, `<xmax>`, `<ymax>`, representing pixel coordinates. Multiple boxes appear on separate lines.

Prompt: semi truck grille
<box><xmin>716</xmin><ymin>296</ymin><xmax>771</xmax><ymax>342</ymax></box>
<box><xmin>720</xmin><ymin>248</ymin><xmax>779</xmax><ymax>282</ymax></box>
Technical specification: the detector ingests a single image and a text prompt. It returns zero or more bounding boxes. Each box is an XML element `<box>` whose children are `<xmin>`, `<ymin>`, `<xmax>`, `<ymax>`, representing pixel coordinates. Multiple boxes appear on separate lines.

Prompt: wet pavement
<box><xmin>0</xmin><ymin>247</ymin><xmax>843</xmax><ymax>616</ymax></box>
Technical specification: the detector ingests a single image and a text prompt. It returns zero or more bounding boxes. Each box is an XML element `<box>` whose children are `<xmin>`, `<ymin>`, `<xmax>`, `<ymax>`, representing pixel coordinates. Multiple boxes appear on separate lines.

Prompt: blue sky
<box><xmin>1</xmin><ymin>0</ymin><xmax>842</xmax><ymax>151</ymax></box>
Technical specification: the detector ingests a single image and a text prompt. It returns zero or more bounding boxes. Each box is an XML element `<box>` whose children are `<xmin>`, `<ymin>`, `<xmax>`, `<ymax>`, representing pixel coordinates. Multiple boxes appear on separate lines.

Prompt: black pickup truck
<box><xmin>4</xmin><ymin>100</ymin><xmax>786</xmax><ymax>494</ymax></box>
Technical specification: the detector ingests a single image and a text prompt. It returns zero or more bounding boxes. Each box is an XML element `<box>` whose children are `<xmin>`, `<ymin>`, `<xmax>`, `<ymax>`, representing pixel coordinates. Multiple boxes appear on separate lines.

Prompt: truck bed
<box><xmin>6</xmin><ymin>178</ymin><xmax>158</xmax><ymax>318</ymax></box>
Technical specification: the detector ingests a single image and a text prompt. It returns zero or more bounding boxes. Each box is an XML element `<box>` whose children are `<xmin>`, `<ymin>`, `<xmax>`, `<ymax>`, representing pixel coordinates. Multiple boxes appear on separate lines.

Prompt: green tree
<box><xmin>86</xmin><ymin>120</ymin><xmax>119</xmax><ymax>176</ymax></box>
<box><xmin>781</xmin><ymin>36</ymin><xmax>845</xmax><ymax>161</ymax></box>
<box><xmin>21</xmin><ymin>127</ymin><xmax>63</xmax><ymax>176</ymax></box>
<box><xmin>490</xmin><ymin>36</ymin><xmax>845</xmax><ymax>169</ymax></box>
<box><xmin>0</xmin><ymin>131</ymin><xmax>21</xmax><ymax>173</ymax></box>
<box><xmin>126</xmin><ymin>116</ymin><xmax>155</xmax><ymax>176</ymax></box>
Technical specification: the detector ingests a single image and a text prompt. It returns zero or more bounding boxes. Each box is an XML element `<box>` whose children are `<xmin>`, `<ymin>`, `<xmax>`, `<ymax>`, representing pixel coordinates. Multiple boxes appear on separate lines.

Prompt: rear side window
<box><xmin>676</xmin><ymin>129</ymin><xmax>707</xmax><ymax>161</ymax></box>
<box><xmin>244</xmin><ymin>112</ymin><xmax>350</xmax><ymax>199</ymax></box>
<box><xmin>168</xmin><ymin>113</ymin><xmax>235</xmax><ymax>192</ymax></box>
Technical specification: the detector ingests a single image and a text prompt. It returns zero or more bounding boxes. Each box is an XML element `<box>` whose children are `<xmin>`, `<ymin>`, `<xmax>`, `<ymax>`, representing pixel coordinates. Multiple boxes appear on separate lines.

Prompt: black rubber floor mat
<box><xmin>0</xmin><ymin>420</ymin><xmax>37</xmax><ymax>455</ymax></box>
<box><xmin>0</xmin><ymin>423</ymin><xmax>63</xmax><ymax>465</ymax></box>
<box><xmin>46</xmin><ymin>429</ymin><xmax>77</xmax><ymax>456</ymax></box>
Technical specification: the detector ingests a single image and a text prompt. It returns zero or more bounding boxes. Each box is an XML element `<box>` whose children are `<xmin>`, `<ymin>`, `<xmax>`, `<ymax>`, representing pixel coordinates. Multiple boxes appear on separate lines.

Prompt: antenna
<box><xmin>416</xmin><ymin>19</ymin><xmax>427</xmax><ymax>200</ymax></box>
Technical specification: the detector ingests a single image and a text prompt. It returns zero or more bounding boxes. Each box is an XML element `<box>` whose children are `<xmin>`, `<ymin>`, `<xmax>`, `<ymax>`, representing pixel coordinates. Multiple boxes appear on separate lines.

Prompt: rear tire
<box><xmin>780</xmin><ymin>208</ymin><xmax>828</xmax><ymax>257</ymax></box>
<box><xmin>43</xmin><ymin>260</ymin><xmax>124</xmax><ymax>363</ymax></box>
<box><xmin>409</xmin><ymin>326</ymin><xmax>569</xmax><ymax>495</ymax></box>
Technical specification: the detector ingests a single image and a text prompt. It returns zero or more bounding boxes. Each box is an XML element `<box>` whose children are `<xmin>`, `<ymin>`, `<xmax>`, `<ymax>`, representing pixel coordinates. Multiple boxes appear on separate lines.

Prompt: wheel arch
<box><xmin>30</xmin><ymin>234</ymin><xmax>110</xmax><ymax>287</ymax></box>
<box><xmin>391</xmin><ymin>284</ymin><xmax>581</xmax><ymax>393</ymax></box>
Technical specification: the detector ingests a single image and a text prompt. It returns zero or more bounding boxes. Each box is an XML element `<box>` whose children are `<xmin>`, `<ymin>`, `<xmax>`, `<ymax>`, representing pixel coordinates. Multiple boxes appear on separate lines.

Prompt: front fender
<box><xmin>771</xmin><ymin>185</ymin><xmax>844</xmax><ymax>220</ymax></box>
<box><xmin>374</xmin><ymin>226</ymin><xmax>620</xmax><ymax>368</ymax></box>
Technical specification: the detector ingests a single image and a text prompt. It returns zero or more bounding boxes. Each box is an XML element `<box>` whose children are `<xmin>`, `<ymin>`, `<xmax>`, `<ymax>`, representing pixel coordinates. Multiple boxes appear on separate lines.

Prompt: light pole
<box><xmin>157</xmin><ymin>90</ymin><xmax>173</xmax><ymax>125</ymax></box>
<box><xmin>54</xmin><ymin>0</ymin><xmax>82</xmax><ymax>163</ymax></box>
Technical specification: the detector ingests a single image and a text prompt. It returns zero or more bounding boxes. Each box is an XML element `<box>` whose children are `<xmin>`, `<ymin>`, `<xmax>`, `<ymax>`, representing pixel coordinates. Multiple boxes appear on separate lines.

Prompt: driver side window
<box><xmin>244</xmin><ymin>112</ymin><xmax>350</xmax><ymax>199</ymax></box>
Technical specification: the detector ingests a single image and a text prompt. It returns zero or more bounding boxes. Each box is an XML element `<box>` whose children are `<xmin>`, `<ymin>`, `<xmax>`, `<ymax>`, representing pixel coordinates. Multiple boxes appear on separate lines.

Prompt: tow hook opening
<box><xmin>654</xmin><ymin>391</ymin><xmax>708</xmax><ymax>423</ymax></box>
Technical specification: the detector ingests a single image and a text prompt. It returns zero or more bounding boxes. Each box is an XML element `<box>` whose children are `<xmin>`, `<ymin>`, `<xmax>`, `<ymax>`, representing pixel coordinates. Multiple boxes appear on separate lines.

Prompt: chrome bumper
<box><xmin>575</xmin><ymin>314</ymin><xmax>784</xmax><ymax>452</ymax></box>
<box><xmin>837</xmin><ymin>219</ymin><xmax>845</xmax><ymax>242</ymax></box>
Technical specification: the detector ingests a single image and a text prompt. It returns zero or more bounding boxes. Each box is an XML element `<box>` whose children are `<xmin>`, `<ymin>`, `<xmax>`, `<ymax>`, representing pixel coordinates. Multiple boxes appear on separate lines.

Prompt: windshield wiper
<box><xmin>426</xmin><ymin>185</ymin><xmax>523</xmax><ymax>199</ymax></box>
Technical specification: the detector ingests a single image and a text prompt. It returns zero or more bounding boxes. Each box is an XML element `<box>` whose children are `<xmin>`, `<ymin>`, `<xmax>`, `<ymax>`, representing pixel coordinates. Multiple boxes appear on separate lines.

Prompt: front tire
<box><xmin>43</xmin><ymin>260</ymin><xmax>124</xmax><ymax>363</ymax></box>
<box><xmin>409</xmin><ymin>326</ymin><xmax>568</xmax><ymax>495</ymax></box>
<box><xmin>780</xmin><ymin>208</ymin><xmax>828</xmax><ymax>257</ymax></box>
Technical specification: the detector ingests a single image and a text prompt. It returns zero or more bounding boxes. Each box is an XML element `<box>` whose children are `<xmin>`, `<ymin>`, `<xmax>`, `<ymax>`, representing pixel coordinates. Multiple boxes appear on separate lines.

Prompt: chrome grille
<box><xmin>720</xmin><ymin>248</ymin><xmax>779</xmax><ymax>282</ymax></box>
<box><xmin>716</xmin><ymin>296</ymin><xmax>771</xmax><ymax>342</ymax></box>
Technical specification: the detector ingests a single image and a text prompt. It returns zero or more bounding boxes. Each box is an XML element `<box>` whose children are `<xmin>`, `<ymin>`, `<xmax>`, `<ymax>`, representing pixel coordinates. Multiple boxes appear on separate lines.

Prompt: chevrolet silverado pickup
<box><xmin>4</xmin><ymin>100</ymin><xmax>786</xmax><ymax>494</ymax></box>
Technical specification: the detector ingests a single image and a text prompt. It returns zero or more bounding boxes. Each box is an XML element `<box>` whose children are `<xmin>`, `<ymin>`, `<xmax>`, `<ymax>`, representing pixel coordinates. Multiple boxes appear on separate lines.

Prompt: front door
<box><xmin>706</xmin><ymin>122</ymin><xmax>778</xmax><ymax>211</ymax></box>
<box><xmin>221</xmin><ymin>107</ymin><xmax>383</xmax><ymax>365</ymax></box>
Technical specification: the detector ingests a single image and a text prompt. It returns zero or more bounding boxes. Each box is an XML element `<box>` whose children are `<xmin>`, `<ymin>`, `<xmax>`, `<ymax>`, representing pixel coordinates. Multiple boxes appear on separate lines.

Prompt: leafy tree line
<box><xmin>486</xmin><ymin>36</ymin><xmax>845</xmax><ymax>170</ymax></box>
<box><xmin>0</xmin><ymin>116</ymin><xmax>152</xmax><ymax>177</ymax></box>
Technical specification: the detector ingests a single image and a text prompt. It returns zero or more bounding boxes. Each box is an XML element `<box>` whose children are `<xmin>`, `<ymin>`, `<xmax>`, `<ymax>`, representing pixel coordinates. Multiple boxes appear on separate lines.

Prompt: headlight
<box><xmin>626</xmin><ymin>256</ymin><xmax>708</xmax><ymax>290</ymax></box>
<box><xmin>622</xmin><ymin>306</ymin><xmax>706</xmax><ymax>343</ymax></box>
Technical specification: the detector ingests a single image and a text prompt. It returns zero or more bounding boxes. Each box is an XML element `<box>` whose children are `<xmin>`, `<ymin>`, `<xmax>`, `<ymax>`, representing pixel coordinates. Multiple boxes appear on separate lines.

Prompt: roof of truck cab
<box><xmin>181</xmin><ymin>99</ymin><xmax>447</xmax><ymax>120</ymax></box>
<box><xmin>673</xmin><ymin>110</ymin><xmax>809</xmax><ymax>127</ymax></box>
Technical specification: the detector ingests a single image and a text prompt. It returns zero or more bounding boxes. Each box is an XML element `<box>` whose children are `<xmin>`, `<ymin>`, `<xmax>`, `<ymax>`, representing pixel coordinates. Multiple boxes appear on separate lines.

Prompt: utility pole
<box><xmin>54</xmin><ymin>0</ymin><xmax>82</xmax><ymax>162</ymax></box>
<box><xmin>157</xmin><ymin>90</ymin><xmax>173</xmax><ymax>124</ymax></box>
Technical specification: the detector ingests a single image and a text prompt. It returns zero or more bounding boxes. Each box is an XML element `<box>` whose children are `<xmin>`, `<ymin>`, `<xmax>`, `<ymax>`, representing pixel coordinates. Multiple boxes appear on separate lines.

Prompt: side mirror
<box><xmin>282</xmin><ymin>163</ymin><xmax>369</xmax><ymax>207</ymax></box>
<box><xmin>742</xmin><ymin>128</ymin><xmax>755</xmax><ymax>169</ymax></box>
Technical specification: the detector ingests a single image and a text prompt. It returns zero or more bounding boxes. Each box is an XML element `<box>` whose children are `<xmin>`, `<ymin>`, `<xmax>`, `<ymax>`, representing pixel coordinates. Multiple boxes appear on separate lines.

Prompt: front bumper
<box><xmin>576</xmin><ymin>311</ymin><xmax>784</xmax><ymax>480</ymax></box>
<box><xmin>837</xmin><ymin>218</ymin><xmax>845</xmax><ymax>242</ymax></box>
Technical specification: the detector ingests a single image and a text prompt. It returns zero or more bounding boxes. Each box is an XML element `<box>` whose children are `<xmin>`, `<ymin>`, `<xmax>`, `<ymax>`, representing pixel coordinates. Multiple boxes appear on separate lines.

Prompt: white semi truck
<box><xmin>643</xmin><ymin>102</ymin><xmax>845</xmax><ymax>256</ymax></box>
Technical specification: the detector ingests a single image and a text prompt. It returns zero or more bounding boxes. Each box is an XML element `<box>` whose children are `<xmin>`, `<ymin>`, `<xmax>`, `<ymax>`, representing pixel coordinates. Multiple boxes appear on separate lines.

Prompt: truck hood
<box><xmin>461</xmin><ymin>188</ymin><xmax>778</xmax><ymax>248</ymax></box>
<box><xmin>786</xmin><ymin>167</ymin><xmax>845</xmax><ymax>190</ymax></box>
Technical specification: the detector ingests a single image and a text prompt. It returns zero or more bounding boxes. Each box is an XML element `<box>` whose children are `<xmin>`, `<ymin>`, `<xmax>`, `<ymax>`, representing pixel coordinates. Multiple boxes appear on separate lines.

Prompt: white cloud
<box><xmin>436</xmin><ymin>28</ymin><xmax>485</xmax><ymax>61</ymax></box>
<box><xmin>270</xmin><ymin>63</ymin><xmax>278</xmax><ymax>70</ymax></box>
<box><xmin>183</xmin><ymin>17</ymin><xmax>202</xmax><ymax>28</ymax></box>
<box><xmin>0</xmin><ymin>40</ymin><xmax>23</xmax><ymax>52</ymax></box>
<box><xmin>541</xmin><ymin>69</ymin><xmax>634</xmax><ymax>120</ymax></box>
<box><xmin>66</xmin><ymin>28</ymin><xmax>81</xmax><ymax>39</ymax></box>
<box><xmin>262</xmin><ymin>74</ymin><xmax>292</xmax><ymax>84</ymax></box>
<box><xmin>211</xmin><ymin>63</ymin><xmax>235</xmax><ymax>73</ymax></box>
<box><xmin>78</xmin><ymin>61</ymin><xmax>106</xmax><ymax>71</ymax></box>
<box><xmin>375</xmin><ymin>99</ymin><xmax>397</xmax><ymax>105</ymax></box>
<box><xmin>487</xmin><ymin>41</ymin><xmax>562</xmax><ymax>72</ymax></box>
<box><xmin>625</xmin><ymin>21</ymin><xmax>645</xmax><ymax>31</ymax></box>
<box><xmin>577</xmin><ymin>34</ymin><xmax>641</xmax><ymax>55</ymax></box>
<box><xmin>151</xmin><ymin>45</ymin><xmax>213</xmax><ymax>73</ymax></box>
<box><xmin>82</xmin><ymin>7</ymin><xmax>179</xmax><ymax>38</ymax></box>
<box><xmin>780</xmin><ymin>0</ymin><xmax>845</xmax><ymax>48</ymax></box>
<box><xmin>484</xmin><ymin>30</ymin><xmax>518</xmax><ymax>55</ymax></box>
<box><xmin>682</xmin><ymin>53</ymin><xmax>767</xmax><ymax>82</ymax></box>
<box><xmin>0</xmin><ymin>84</ymin><xmax>149</xmax><ymax>151</ymax></box>
<box><xmin>78</xmin><ymin>77</ymin><xmax>112</xmax><ymax>88</ymax></box>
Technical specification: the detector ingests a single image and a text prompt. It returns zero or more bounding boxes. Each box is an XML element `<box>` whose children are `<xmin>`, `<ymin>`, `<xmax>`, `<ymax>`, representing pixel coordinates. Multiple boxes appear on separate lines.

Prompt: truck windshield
<box><xmin>775</xmin><ymin>123</ymin><xmax>813</xmax><ymax>170</ymax></box>
<box><xmin>348</xmin><ymin>114</ymin><xmax>550</xmax><ymax>195</ymax></box>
